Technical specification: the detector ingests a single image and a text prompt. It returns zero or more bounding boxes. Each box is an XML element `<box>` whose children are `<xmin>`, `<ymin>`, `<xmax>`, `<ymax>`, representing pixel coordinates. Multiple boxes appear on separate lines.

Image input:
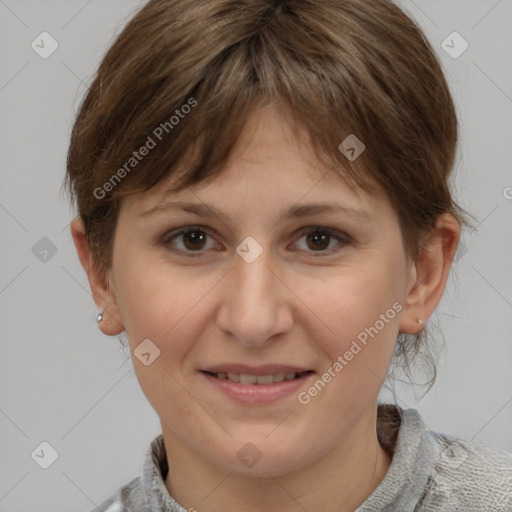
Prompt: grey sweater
<box><xmin>91</xmin><ymin>406</ymin><xmax>512</xmax><ymax>511</ymax></box>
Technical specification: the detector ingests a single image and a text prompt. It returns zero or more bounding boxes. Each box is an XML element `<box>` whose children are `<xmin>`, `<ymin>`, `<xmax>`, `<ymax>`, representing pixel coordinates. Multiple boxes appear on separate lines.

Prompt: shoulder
<box><xmin>86</xmin><ymin>476</ymin><xmax>150</xmax><ymax>512</ymax></box>
<box><xmin>414</xmin><ymin>413</ymin><xmax>512</xmax><ymax>511</ymax></box>
<box><xmin>85</xmin><ymin>433</ymin><xmax>186</xmax><ymax>512</ymax></box>
<box><xmin>374</xmin><ymin>406</ymin><xmax>512</xmax><ymax>511</ymax></box>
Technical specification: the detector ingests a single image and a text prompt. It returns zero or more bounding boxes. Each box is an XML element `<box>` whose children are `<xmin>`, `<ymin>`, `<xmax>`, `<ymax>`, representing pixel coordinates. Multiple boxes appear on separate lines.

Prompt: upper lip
<box><xmin>201</xmin><ymin>364</ymin><xmax>313</xmax><ymax>376</ymax></box>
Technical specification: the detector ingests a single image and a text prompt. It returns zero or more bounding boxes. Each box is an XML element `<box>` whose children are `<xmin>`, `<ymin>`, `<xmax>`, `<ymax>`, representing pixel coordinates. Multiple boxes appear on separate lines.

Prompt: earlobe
<box><xmin>398</xmin><ymin>213</ymin><xmax>461</xmax><ymax>334</ymax></box>
<box><xmin>70</xmin><ymin>216</ymin><xmax>125</xmax><ymax>335</ymax></box>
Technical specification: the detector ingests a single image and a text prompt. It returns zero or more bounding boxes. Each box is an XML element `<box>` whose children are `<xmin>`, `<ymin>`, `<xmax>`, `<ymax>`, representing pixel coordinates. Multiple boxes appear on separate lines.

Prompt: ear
<box><xmin>70</xmin><ymin>216</ymin><xmax>124</xmax><ymax>336</ymax></box>
<box><xmin>399</xmin><ymin>213</ymin><xmax>461</xmax><ymax>334</ymax></box>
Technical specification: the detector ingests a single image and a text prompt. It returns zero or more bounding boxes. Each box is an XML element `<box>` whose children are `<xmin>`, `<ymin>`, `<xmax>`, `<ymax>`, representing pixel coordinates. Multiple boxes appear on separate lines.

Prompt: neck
<box><xmin>163</xmin><ymin>406</ymin><xmax>393</xmax><ymax>512</ymax></box>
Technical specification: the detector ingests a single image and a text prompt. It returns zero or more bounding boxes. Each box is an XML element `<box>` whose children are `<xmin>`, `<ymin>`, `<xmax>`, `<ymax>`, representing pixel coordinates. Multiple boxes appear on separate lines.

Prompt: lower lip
<box><xmin>201</xmin><ymin>372</ymin><xmax>314</xmax><ymax>404</ymax></box>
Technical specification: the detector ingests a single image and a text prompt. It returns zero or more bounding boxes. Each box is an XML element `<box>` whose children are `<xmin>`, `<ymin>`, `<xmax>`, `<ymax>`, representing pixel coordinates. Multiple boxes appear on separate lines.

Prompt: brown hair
<box><xmin>63</xmin><ymin>0</ymin><xmax>474</xmax><ymax>392</ymax></box>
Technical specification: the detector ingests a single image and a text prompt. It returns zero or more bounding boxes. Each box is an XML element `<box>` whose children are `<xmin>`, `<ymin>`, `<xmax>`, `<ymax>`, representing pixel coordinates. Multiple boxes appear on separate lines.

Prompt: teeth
<box><xmin>256</xmin><ymin>374</ymin><xmax>274</xmax><ymax>385</ymax></box>
<box><xmin>239</xmin><ymin>374</ymin><xmax>257</xmax><ymax>384</ymax></box>
<box><xmin>213</xmin><ymin>372</ymin><xmax>303</xmax><ymax>384</ymax></box>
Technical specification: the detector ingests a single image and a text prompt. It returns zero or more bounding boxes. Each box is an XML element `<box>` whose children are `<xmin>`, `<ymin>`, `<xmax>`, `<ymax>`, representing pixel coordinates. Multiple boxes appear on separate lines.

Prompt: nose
<box><xmin>216</xmin><ymin>241</ymin><xmax>293</xmax><ymax>348</ymax></box>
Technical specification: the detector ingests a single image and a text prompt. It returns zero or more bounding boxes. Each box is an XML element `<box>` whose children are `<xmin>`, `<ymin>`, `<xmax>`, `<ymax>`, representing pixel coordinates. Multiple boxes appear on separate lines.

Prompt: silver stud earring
<box><xmin>417</xmin><ymin>318</ymin><xmax>423</xmax><ymax>325</ymax></box>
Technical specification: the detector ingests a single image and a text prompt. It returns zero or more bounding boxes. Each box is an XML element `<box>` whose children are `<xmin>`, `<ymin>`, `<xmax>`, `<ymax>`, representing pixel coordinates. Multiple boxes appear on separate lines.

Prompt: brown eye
<box><xmin>181</xmin><ymin>229</ymin><xmax>208</xmax><ymax>250</ymax></box>
<box><xmin>164</xmin><ymin>227</ymin><xmax>217</xmax><ymax>255</ymax></box>
<box><xmin>305</xmin><ymin>230</ymin><xmax>331</xmax><ymax>251</ymax></box>
<box><xmin>294</xmin><ymin>227</ymin><xmax>351</xmax><ymax>256</ymax></box>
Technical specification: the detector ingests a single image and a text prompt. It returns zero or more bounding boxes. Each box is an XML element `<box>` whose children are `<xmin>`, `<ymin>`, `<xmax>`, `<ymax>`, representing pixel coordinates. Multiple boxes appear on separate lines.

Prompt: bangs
<box><xmin>102</xmin><ymin>35</ymin><xmax>380</xmax><ymax>203</ymax></box>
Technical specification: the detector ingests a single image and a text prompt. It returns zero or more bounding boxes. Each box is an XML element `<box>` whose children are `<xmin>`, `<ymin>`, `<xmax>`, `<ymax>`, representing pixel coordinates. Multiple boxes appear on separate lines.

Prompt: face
<box><xmin>108</xmin><ymin>105</ymin><xmax>415</xmax><ymax>477</ymax></box>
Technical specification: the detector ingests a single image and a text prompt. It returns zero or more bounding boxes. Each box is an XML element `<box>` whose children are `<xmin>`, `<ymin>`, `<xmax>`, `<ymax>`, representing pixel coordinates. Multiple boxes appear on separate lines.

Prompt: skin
<box><xmin>72</xmin><ymin>104</ymin><xmax>460</xmax><ymax>512</ymax></box>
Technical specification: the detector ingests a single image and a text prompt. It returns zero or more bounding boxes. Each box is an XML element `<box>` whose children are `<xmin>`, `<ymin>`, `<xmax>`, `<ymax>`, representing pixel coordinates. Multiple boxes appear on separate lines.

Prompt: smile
<box><xmin>204</xmin><ymin>371</ymin><xmax>311</xmax><ymax>385</ymax></box>
<box><xmin>200</xmin><ymin>368</ymin><xmax>315</xmax><ymax>404</ymax></box>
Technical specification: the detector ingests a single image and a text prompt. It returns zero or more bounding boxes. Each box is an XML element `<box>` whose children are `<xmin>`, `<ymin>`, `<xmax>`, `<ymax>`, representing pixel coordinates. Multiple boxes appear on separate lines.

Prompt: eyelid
<box><xmin>162</xmin><ymin>225</ymin><xmax>221</xmax><ymax>256</ymax></box>
<box><xmin>162</xmin><ymin>224</ymin><xmax>352</xmax><ymax>257</ymax></box>
<box><xmin>293</xmin><ymin>226</ymin><xmax>352</xmax><ymax>255</ymax></box>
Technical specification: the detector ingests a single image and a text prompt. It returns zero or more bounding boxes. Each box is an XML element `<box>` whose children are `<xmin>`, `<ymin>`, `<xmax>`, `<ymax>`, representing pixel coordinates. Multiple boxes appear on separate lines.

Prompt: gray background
<box><xmin>0</xmin><ymin>1</ymin><xmax>511</xmax><ymax>510</ymax></box>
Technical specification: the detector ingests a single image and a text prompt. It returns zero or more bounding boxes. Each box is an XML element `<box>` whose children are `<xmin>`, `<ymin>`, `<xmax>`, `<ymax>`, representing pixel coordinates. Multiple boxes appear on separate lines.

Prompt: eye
<box><xmin>163</xmin><ymin>226</ymin><xmax>218</xmax><ymax>256</ymax></box>
<box><xmin>293</xmin><ymin>226</ymin><xmax>351</xmax><ymax>256</ymax></box>
<box><xmin>162</xmin><ymin>225</ymin><xmax>351</xmax><ymax>257</ymax></box>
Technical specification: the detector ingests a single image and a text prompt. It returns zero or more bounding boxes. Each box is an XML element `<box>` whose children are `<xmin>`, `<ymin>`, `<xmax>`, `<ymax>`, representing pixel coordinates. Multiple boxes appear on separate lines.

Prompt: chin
<box><xmin>210</xmin><ymin>436</ymin><xmax>321</xmax><ymax>478</ymax></box>
<box><xmin>226</xmin><ymin>455</ymin><xmax>308</xmax><ymax>479</ymax></box>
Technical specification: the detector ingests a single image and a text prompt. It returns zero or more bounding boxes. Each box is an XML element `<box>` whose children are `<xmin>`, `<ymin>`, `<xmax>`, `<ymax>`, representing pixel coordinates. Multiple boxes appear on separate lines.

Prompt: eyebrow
<box><xmin>139</xmin><ymin>200</ymin><xmax>373</xmax><ymax>224</ymax></box>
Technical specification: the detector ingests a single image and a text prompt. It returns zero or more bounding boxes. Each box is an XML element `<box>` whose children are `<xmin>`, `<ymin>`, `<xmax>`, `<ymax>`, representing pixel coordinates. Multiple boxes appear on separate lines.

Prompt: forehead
<box><xmin>120</xmin><ymin>105</ymin><xmax>391</xmax><ymax>223</ymax></box>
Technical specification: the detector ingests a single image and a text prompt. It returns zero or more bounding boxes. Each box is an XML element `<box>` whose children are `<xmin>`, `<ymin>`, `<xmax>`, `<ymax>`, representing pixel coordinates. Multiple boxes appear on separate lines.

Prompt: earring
<box><xmin>417</xmin><ymin>318</ymin><xmax>423</xmax><ymax>325</ymax></box>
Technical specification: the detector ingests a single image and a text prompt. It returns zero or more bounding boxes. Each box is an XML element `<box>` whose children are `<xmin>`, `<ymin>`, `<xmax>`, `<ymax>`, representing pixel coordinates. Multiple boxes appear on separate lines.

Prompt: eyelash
<box><xmin>162</xmin><ymin>225</ymin><xmax>352</xmax><ymax>258</ymax></box>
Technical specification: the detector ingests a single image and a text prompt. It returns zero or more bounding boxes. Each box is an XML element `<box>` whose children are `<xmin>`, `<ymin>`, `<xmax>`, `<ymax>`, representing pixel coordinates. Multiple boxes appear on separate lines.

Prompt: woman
<box><xmin>64</xmin><ymin>0</ymin><xmax>512</xmax><ymax>510</ymax></box>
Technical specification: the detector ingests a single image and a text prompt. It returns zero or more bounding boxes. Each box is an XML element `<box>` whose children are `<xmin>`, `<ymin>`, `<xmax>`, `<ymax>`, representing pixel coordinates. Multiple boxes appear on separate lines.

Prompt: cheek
<box><xmin>308</xmin><ymin>270</ymin><xmax>401</xmax><ymax>350</ymax></box>
<box><xmin>297</xmin><ymin>266</ymin><xmax>403</xmax><ymax>411</ymax></box>
<box><xmin>115</xmin><ymin>258</ymin><xmax>217</xmax><ymax>365</ymax></box>
<box><xmin>114</xmin><ymin>265</ymin><xmax>212</xmax><ymax>415</ymax></box>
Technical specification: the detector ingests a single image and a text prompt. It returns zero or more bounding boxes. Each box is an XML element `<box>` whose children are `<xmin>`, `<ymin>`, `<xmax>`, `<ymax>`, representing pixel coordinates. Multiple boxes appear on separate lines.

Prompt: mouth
<box><xmin>199</xmin><ymin>365</ymin><xmax>315</xmax><ymax>403</ymax></box>
<box><xmin>201</xmin><ymin>370</ymin><xmax>313</xmax><ymax>385</ymax></box>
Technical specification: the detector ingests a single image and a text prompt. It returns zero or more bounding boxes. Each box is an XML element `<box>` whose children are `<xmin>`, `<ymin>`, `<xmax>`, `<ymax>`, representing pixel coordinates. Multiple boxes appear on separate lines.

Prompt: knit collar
<box><xmin>355</xmin><ymin>406</ymin><xmax>439</xmax><ymax>511</ymax></box>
